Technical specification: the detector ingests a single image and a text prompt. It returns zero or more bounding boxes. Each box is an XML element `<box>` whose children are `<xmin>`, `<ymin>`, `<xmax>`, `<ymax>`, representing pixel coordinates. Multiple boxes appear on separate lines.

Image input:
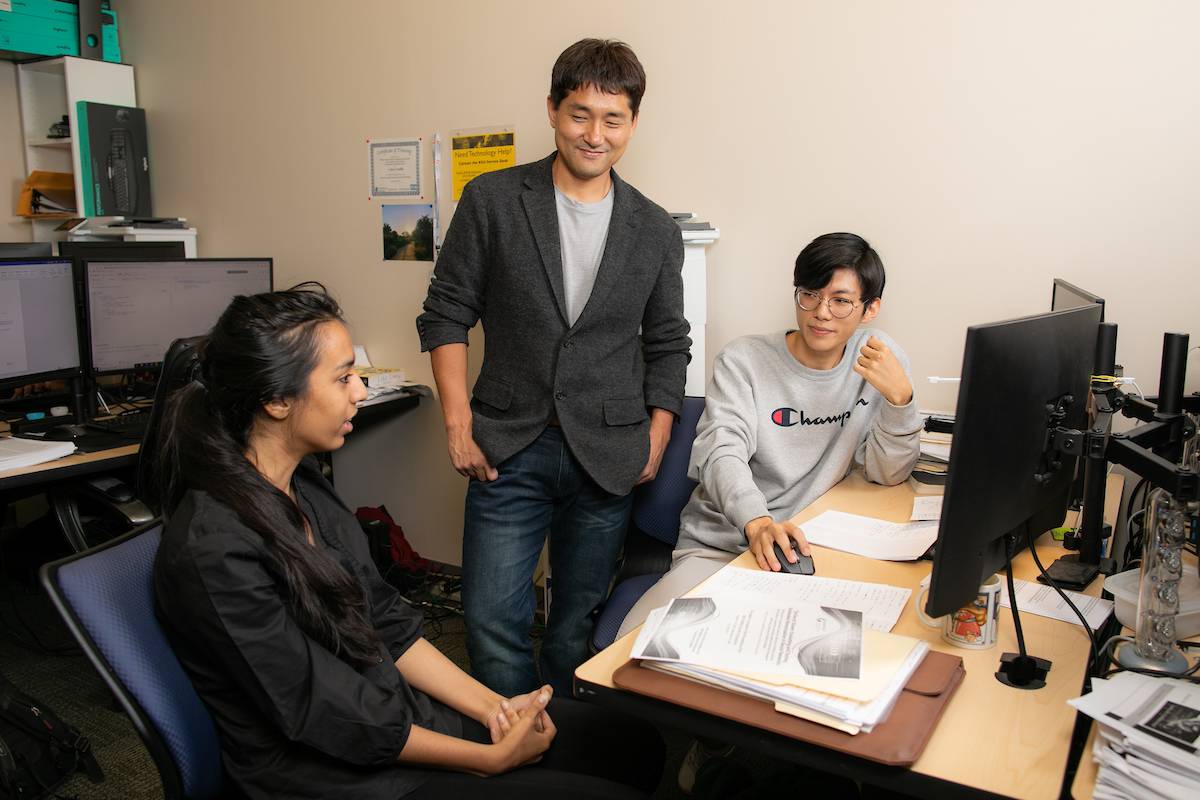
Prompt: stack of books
<box><xmin>630</xmin><ymin>568</ymin><xmax>927</xmax><ymax>735</ymax></box>
<box><xmin>1070</xmin><ymin>670</ymin><xmax>1200</xmax><ymax>799</ymax></box>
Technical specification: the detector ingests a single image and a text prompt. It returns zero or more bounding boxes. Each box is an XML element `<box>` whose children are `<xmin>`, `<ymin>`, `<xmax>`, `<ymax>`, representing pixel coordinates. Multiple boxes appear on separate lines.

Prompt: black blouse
<box><xmin>154</xmin><ymin>459</ymin><xmax>461</xmax><ymax>799</ymax></box>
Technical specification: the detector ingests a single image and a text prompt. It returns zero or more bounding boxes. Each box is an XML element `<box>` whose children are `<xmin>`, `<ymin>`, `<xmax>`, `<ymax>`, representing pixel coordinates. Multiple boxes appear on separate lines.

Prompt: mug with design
<box><xmin>914</xmin><ymin>573</ymin><xmax>1002</xmax><ymax>649</ymax></box>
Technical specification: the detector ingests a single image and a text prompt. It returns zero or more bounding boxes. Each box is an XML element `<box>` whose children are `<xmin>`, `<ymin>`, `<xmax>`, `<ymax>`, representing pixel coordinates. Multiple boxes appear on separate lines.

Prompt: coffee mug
<box><xmin>915</xmin><ymin>573</ymin><xmax>1002</xmax><ymax>649</ymax></box>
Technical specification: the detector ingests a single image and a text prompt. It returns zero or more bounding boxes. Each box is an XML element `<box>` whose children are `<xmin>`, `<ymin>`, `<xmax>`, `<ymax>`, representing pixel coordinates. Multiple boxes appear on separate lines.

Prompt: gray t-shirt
<box><xmin>675</xmin><ymin>328</ymin><xmax>922</xmax><ymax>555</ymax></box>
<box><xmin>554</xmin><ymin>186</ymin><xmax>613</xmax><ymax>325</ymax></box>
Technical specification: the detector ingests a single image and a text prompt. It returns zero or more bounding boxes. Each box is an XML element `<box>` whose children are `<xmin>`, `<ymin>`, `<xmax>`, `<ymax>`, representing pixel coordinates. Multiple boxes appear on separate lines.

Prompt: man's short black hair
<box><xmin>793</xmin><ymin>232</ymin><xmax>886</xmax><ymax>302</ymax></box>
<box><xmin>550</xmin><ymin>38</ymin><xmax>646</xmax><ymax>117</ymax></box>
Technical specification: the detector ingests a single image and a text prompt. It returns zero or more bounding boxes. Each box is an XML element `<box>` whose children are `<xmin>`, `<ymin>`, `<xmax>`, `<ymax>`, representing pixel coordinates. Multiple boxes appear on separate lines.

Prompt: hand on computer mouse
<box><xmin>745</xmin><ymin>517</ymin><xmax>812</xmax><ymax>573</ymax></box>
<box><xmin>771</xmin><ymin>542</ymin><xmax>815</xmax><ymax>575</ymax></box>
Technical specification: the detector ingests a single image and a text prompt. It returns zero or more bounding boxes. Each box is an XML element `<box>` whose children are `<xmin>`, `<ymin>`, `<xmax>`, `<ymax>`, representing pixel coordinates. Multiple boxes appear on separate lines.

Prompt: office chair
<box><xmin>136</xmin><ymin>336</ymin><xmax>204</xmax><ymax>512</ymax></box>
<box><xmin>40</xmin><ymin>520</ymin><xmax>228</xmax><ymax>800</ymax></box>
<box><xmin>591</xmin><ymin>396</ymin><xmax>705</xmax><ymax>652</ymax></box>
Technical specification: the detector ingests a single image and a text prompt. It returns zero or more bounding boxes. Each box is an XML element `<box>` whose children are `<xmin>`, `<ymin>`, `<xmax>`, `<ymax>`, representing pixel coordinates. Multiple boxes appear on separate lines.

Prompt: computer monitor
<box><xmin>1051</xmin><ymin>278</ymin><xmax>1105</xmax><ymax>322</ymax></box>
<box><xmin>0</xmin><ymin>242</ymin><xmax>53</xmax><ymax>259</ymax></box>
<box><xmin>0</xmin><ymin>258</ymin><xmax>82</xmax><ymax>390</ymax></box>
<box><xmin>924</xmin><ymin>304</ymin><xmax>1103</xmax><ymax>619</ymax></box>
<box><xmin>83</xmin><ymin>259</ymin><xmax>273</xmax><ymax>375</ymax></box>
<box><xmin>57</xmin><ymin>240</ymin><xmax>186</xmax><ymax>262</ymax></box>
<box><xmin>1050</xmin><ymin>279</ymin><xmax>1110</xmax><ymax>521</ymax></box>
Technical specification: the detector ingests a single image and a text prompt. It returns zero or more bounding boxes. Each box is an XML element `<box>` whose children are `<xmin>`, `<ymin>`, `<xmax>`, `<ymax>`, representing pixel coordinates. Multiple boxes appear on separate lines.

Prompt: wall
<box><xmin>105</xmin><ymin>0</ymin><xmax>1199</xmax><ymax>563</ymax></box>
<box><xmin>1</xmin><ymin>62</ymin><xmax>33</xmax><ymax>241</ymax></box>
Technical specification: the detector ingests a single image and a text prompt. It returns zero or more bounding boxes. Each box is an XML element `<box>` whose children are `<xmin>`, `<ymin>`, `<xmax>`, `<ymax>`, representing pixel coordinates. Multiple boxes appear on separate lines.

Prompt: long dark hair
<box><xmin>156</xmin><ymin>286</ymin><xmax>381</xmax><ymax>668</ymax></box>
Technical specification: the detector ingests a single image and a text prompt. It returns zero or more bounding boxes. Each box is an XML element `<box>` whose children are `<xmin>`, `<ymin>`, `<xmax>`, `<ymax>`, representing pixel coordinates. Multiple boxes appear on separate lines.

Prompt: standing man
<box><xmin>417</xmin><ymin>39</ymin><xmax>690</xmax><ymax>696</ymax></box>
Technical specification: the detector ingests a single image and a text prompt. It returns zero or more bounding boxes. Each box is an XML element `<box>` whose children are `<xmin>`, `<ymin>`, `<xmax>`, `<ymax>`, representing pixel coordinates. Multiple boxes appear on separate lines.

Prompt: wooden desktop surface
<box><xmin>0</xmin><ymin>440</ymin><xmax>139</xmax><ymax>489</ymax></box>
<box><xmin>577</xmin><ymin>471</ymin><xmax>1123</xmax><ymax>799</ymax></box>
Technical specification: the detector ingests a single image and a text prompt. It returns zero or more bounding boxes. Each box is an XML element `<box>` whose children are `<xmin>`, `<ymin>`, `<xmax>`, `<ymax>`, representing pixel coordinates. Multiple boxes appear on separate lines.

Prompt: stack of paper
<box><xmin>0</xmin><ymin>437</ymin><xmax>76</xmax><ymax>471</ymax></box>
<box><xmin>796</xmin><ymin>510</ymin><xmax>938</xmax><ymax>561</ymax></box>
<box><xmin>1070</xmin><ymin>671</ymin><xmax>1200</xmax><ymax>799</ymax></box>
<box><xmin>910</xmin><ymin>432</ymin><xmax>952</xmax><ymax>495</ymax></box>
<box><xmin>631</xmin><ymin>568</ymin><xmax>926</xmax><ymax>734</ymax></box>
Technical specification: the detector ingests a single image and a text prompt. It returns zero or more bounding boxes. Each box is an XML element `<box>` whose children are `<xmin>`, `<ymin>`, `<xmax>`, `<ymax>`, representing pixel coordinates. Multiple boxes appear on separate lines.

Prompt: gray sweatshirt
<box><xmin>675</xmin><ymin>328</ymin><xmax>922</xmax><ymax>555</ymax></box>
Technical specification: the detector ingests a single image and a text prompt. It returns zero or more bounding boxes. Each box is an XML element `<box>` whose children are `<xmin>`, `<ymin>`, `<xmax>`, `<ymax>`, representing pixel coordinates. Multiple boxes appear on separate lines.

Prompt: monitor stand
<box><xmin>1039</xmin><ymin>555</ymin><xmax>1099</xmax><ymax>591</ymax></box>
<box><xmin>995</xmin><ymin>533</ymin><xmax>1052</xmax><ymax>690</ymax></box>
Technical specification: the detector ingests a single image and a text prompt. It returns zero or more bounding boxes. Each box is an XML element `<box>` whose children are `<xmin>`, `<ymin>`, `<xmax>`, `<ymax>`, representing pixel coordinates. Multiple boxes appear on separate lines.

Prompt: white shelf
<box><xmin>16</xmin><ymin>56</ymin><xmax>136</xmax><ymax>240</ymax></box>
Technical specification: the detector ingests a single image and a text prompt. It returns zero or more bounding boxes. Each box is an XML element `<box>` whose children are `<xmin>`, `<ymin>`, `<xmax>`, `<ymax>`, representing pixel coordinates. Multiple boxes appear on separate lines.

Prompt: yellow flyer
<box><xmin>450</xmin><ymin>128</ymin><xmax>516</xmax><ymax>201</ymax></box>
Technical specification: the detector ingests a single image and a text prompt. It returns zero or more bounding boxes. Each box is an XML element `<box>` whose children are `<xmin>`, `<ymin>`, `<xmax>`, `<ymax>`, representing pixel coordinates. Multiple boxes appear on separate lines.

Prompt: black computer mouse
<box><xmin>43</xmin><ymin>424</ymin><xmax>89</xmax><ymax>442</ymax></box>
<box><xmin>772</xmin><ymin>542</ymin><xmax>815</xmax><ymax>575</ymax></box>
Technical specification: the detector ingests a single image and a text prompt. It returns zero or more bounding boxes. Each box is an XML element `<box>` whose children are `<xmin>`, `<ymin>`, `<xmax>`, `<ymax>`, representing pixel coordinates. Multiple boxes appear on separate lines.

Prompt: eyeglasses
<box><xmin>794</xmin><ymin>289</ymin><xmax>863</xmax><ymax>319</ymax></box>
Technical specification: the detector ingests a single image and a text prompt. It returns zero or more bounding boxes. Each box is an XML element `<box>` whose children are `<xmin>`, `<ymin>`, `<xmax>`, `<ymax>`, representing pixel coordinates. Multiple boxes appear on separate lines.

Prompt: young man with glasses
<box><xmin>618</xmin><ymin>232</ymin><xmax>922</xmax><ymax>639</ymax></box>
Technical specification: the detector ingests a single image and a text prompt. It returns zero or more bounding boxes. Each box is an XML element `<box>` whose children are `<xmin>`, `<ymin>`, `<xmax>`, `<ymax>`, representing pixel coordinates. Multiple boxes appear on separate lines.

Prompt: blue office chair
<box><xmin>40</xmin><ymin>520</ymin><xmax>227</xmax><ymax>800</ymax></box>
<box><xmin>591</xmin><ymin>396</ymin><xmax>706</xmax><ymax>652</ymax></box>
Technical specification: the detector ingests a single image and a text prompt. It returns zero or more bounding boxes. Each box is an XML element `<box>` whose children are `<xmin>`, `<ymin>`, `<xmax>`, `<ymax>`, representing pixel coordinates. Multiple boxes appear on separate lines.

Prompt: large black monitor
<box><xmin>83</xmin><ymin>259</ymin><xmax>272</xmax><ymax>375</ymax></box>
<box><xmin>1051</xmin><ymin>278</ymin><xmax>1105</xmax><ymax>322</ymax></box>
<box><xmin>0</xmin><ymin>242</ymin><xmax>53</xmax><ymax>259</ymax></box>
<box><xmin>925</xmin><ymin>304</ymin><xmax>1103</xmax><ymax>619</ymax></box>
<box><xmin>0</xmin><ymin>258</ymin><xmax>82</xmax><ymax>390</ymax></box>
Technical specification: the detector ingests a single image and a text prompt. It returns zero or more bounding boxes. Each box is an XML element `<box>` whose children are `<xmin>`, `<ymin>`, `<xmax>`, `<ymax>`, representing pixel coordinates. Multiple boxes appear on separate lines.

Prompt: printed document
<box><xmin>633</xmin><ymin>596</ymin><xmax>863</xmax><ymax>679</ymax></box>
<box><xmin>700</xmin><ymin>567</ymin><xmax>911</xmax><ymax>632</ymax></box>
<box><xmin>1000</xmin><ymin>578</ymin><xmax>1113</xmax><ymax>630</ymax></box>
<box><xmin>910</xmin><ymin>495</ymin><xmax>943</xmax><ymax>521</ymax></box>
<box><xmin>1070</xmin><ymin>672</ymin><xmax>1200</xmax><ymax>798</ymax></box>
<box><xmin>0</xmin><ymin>437</ymin><xmax>75</xmax><ymax>471</ymax></box>
<box><xmin>793</xmin><ymin>510</ymin><xmax>938</xmax><ymax>561</ymax></box>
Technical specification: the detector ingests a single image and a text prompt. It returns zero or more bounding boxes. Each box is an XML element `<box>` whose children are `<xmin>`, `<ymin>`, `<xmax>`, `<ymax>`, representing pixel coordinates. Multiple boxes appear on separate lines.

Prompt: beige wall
<box><xmin>1</xmin><ymin>62</ymin><xmax>34</xmax><ymax>241</ymax></box>
<box><xmin>88</xmin><ymin>1</ymin><xmax>1200</xmax><ymax>561</ymax></box>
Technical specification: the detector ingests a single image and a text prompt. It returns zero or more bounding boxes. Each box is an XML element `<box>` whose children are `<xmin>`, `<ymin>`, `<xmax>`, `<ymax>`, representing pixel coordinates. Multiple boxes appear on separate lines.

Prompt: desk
<box><xmin>0</xmin><ymin>442</ymin><xmax>139</xmax><ymax>493</ymax></box>
<box><xmin>577</xmin><ymin>472</ymin><xmax>1122</xmax><ymax>799</ymax></box>
<box><xmin>0</xmin><ymin>388</ymin><xmax>424</xmax><ymax>493</ymax></box>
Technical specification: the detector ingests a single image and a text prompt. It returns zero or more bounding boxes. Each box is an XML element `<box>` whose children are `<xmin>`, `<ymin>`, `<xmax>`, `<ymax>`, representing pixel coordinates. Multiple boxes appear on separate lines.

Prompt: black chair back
<box><xmin>137</xmin><ymin>336</ymin><xmax>204</xmax><ymax>511</ymax></box>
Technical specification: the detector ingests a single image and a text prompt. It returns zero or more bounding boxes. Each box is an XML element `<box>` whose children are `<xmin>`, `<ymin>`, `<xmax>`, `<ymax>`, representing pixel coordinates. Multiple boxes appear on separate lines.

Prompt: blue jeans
<box><xmin>462</xmin><ymin>427</ymin><xmax>632</xmax><ymax>697</ymax></box>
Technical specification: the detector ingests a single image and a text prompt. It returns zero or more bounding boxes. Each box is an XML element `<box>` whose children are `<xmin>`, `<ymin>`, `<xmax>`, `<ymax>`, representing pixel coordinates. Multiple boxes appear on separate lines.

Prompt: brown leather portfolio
<box><xmin>612</xmin><ymin>650</ymin><xmax>964</xmax><ymax>767</ymax></box>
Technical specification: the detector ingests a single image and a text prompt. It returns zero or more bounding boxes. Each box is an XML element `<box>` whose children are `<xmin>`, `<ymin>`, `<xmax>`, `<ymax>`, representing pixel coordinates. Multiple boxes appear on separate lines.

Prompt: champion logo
<box><xmin>771</xmin><ymin>398</ymin><xmax>869</xmax><ymax>428</ymax></box>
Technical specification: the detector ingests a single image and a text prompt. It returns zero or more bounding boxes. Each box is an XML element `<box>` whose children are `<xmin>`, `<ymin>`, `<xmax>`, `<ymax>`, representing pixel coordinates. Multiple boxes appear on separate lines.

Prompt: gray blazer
<box><xmin>417</xmin><ymin>153</ymin><xmax>691</xmax><ymax>495</ymax></box>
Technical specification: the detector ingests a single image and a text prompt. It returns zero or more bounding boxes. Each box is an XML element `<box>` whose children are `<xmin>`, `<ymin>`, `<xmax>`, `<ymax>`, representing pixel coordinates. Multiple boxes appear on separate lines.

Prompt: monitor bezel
<box><xmin>81</xmin><ymin>257</ymin><xmax>274</xmax><ymax>377</ymax></box>
<box><xmin>0</xmin><ymin>242</ymin><xmax>54</xmax><ymax>259</ymax></box>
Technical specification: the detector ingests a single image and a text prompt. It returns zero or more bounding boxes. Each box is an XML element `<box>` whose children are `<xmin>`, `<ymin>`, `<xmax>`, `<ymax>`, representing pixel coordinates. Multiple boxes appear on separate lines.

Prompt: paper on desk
<box><xmin>999</xmin><ymin>578</ymin><xmax>1113</xmax><ymax>631</ymax></box>
<box><xmin>0</xmin><ymin>437</ymin><xmax>76</xmax><ymax>471</ymax></box>
<box><xmin>919</xmin><ymin>440</ymin><xmax>952</xmax><ymax>462</ymax></box>
<box><xmin>699</xmin><ymin>568</ymin><xmax>911</xmax><ymax>632</ymax></box>
<box><xmin>1070</xmin><ymin>672</ymin><xmax>1200</xmax><ymax>794</ymax></box>
<box><xmin>795</xmin><ymin>510</ymin><xmax>938</xmax><ymax>561</ymax></box>
<box><xmin>910</xmin><ymin>495</ymin><xmax>943</xmax><ymax>521</ymax></box>
<box><xmin>633</xmin><ymin>595</ymin><xmax>864</xmax><ymax>679</ymax></box>
<box><xmin>646</xmin><ymin>626</ymin><xmax>929</xmax><ymax>731</ymax></box>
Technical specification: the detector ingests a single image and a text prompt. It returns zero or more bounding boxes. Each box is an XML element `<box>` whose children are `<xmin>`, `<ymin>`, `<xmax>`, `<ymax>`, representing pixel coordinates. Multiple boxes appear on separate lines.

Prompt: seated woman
<box><xmin>152</xmin><ymin>286</ymin><xmax>663</xmax><ymax>800</ymax></box>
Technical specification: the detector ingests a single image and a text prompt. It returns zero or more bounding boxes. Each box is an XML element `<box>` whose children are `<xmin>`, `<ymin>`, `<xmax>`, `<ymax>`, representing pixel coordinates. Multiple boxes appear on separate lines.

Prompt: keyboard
<box><xmin>86</xmin><ymin>412</ymin><xmax>150</xmax><ymax>437</ymax></box>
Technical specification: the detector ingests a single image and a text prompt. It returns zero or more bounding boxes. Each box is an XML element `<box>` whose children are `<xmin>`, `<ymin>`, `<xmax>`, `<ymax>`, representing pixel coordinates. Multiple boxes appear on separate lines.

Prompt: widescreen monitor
<box><xmin>0</xmin><ymin>258</ymin><xmax>82</xmax><ymax>389</ymax></box>
<box><xmin>0</xmin><ymin>242</ymin><xmax>53</xmax><ymax>259</ymax></box>
<box><xmin>1051</xmin><ymin>278</ymin><xmax>1105</xmax><ymax>322</ymax></box>
<box><xmin>84</xmin><ymin>258</ymin><xmax>272</xmax><ymax>375</ymax></box>
<box><xmin>924</xmin><ymin>304</ymin><xmax>1102</xmax><ymax>618</ymax></box>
